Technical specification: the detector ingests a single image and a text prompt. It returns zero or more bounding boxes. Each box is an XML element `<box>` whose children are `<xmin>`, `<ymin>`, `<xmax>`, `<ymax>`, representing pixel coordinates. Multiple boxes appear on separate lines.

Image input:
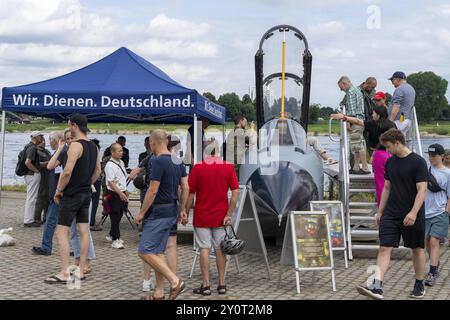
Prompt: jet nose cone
<box><xmin>249</xmin><ymin>161</ymin><xmax>319</xmax><ymax>215</ymax></box>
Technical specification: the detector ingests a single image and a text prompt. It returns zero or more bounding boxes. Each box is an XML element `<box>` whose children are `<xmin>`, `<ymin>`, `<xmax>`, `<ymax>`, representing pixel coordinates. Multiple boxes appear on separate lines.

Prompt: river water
<box><xmin>2</xmin><ymin>132</ymin><xmax>449</xmax><ymax>185</ymax></box>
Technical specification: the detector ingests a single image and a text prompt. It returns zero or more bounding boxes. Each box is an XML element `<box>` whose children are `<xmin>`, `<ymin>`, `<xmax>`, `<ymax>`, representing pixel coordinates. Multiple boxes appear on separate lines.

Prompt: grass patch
<box><xmin>1</xmin><ymin>184</ymin><xmax>27</xmax><ymax>192</ymax></box>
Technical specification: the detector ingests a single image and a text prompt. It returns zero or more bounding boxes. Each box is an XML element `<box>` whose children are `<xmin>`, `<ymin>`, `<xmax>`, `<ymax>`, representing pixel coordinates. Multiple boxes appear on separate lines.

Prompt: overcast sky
<box><xmin>1</xmin><ymin>0</ymin><xmax>449</xmax><ymax>107</ymax></box>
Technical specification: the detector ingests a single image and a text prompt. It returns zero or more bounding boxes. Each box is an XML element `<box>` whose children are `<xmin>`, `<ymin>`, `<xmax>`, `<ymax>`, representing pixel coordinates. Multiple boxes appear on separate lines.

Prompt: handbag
<box><xmin>428</xmin><ymin>167</ymin><xmax>445</xmax><ymax>193</ymax></box>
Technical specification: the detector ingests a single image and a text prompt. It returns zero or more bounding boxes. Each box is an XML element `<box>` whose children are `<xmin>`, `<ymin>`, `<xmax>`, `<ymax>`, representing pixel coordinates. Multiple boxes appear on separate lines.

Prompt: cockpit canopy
<box><xmin>259</xmin><ymin>118</ymin><xmax>307</xmax><ymax>150</ymax></box>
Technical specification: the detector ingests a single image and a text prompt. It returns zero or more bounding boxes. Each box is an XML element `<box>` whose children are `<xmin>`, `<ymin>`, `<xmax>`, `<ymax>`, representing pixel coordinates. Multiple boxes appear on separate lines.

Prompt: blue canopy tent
<box><xmin>0</xmin><ymin>47</ymin><xmax>226</xmax><ymax>193</ymax></box>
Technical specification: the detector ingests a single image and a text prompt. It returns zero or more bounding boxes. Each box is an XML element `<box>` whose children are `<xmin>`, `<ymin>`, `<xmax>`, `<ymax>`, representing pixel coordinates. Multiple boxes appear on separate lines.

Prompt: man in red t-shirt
<box><xmin>182</xmin><ymin>140</ymin><xmax>239</xmax><ymax>296</ymax></box>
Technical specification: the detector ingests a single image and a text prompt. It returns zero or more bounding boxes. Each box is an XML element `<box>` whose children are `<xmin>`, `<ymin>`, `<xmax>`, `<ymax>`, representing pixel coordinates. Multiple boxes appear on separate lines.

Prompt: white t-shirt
<box><xmin>104</xmin><ymin>159</ymin><xmax>127</xmax><ymax>192</ymax></box>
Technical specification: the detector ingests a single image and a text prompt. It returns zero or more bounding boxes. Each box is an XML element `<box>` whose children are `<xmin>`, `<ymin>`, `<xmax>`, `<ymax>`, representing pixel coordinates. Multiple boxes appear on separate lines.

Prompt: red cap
<box><xmin>374</xmin><ymin>92</ymin><xmax>386</xmax><ymax>101</ymax></box>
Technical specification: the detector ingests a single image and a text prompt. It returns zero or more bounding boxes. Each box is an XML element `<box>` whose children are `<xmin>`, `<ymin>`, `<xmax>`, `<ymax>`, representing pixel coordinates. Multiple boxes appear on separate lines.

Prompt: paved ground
<box><xmin>0</xmin><ymin>191</ymin><xmax>449</xmax><ymax>300</ymax></box>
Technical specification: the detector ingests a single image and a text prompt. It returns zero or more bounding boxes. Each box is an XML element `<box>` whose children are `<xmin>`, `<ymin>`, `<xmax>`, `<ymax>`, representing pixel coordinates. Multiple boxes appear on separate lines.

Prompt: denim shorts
<box><xmin>138</xmin><ymin>204</ymin><xmax>178</xmax><ymax>254</ymax></box>
<box><xmin>425</xmin><ymin>212</ymin><xmax>449</xmax><ymax>239</ymax></box>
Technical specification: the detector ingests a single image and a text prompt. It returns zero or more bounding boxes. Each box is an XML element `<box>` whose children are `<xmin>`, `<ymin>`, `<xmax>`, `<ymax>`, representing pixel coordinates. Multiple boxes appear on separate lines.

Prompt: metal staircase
<box><xmin>328</xmin><ymin>106</ymin><xmax>423</xmax><ymax>260</ymax></box>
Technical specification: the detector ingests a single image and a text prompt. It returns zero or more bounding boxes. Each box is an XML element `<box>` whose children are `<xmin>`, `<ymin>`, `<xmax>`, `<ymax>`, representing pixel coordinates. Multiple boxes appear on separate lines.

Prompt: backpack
<box><xmin>15</xmin><ymin>144</ymin><xmax>35</xmax><ymax>176</ymax></box>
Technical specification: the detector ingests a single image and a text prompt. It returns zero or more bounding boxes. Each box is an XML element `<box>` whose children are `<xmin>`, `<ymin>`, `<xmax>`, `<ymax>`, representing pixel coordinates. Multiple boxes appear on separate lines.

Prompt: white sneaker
<box><xmin>106</xmin><ymin>235</ymin><xmax>113</xmax><ymax>242</ymax></box>
<box><xmin>118</xmin><ymin>239</ymin><xmax>124</xmax><ymax>244</ymax></box>
<box><xmin>142</xmin><ymin>278</ymin><xmax>155</xmax><ymax>292</ymax></box>
<box><xmin>111</xmin><ymin>239</ymin><xmax>124</xmax><ymax>249</ymax></box>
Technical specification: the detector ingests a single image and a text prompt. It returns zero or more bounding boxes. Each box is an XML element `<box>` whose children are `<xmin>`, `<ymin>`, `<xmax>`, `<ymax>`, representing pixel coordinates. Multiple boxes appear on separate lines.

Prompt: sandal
<box><xmin>193</xmin><ymin>285</ymin><xmax>211</xmax><ymax>296</ymax></box>
<box><xmin>217</xmin><ymin>284</ymin><xmax>227</xmax><ymax>295</ymax></box>
<box><xmin>169</xmin><ymin>279</ymin><xmax>185</xmax><ymax>300</ymax></box>
<box><xmin>44</xmin><ymin>275</ymin><xmax>68</xmax><ymax>284</ymax></box>
<box><xmin>141</xmin><ymin>295</ymin><xmax>165</xmax><ymax>300</ymax></box>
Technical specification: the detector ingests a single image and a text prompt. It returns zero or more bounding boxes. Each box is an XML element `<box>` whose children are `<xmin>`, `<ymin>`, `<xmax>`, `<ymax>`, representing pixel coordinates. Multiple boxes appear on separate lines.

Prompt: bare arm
<box><xmin>446</xmin><ymin>197</ymin><xmax>450</xmax><ymax>213</ymax></box>
<box><xmin>403</xmin><ymin>182</ymin><xmax>428</xmax><ymax>226</ymax></box>
<box><xmin>90</xmin><ymin>152</ymin><xmax>101</xmax><ymax>184</ymax></box>
<box><xmin>330</xmin><ymin>113</ymin><xmax>364</xmax><ymax>127</ymax></box>
<box><xmin>47</xmin><ymin>141</ymin><xmax>65</xmax><ymax>170</ymax></box>
<box><xmin>223</xmin><ymin>189</ymin><xmax>239</xmax><ymax>226</ymax></box>
<box><xmin>25</xmin><ymin>158</ymin><xmax>39</xmax><ymax>173</ymax></box>
<box><xmin>179</xmin><ymin>176</ymin><xmax>189</xmax><ymax>214</ymax></box>
<box><xmin>389</xmin><ymin>104</ymin><xmax>400</xmax><ymax>121</ymax></box>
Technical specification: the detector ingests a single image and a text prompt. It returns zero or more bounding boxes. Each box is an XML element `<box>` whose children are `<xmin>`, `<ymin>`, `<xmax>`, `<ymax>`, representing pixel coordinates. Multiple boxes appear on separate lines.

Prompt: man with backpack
<box><xmin>19</xmin><ymin>131</ymin><xmax>45</xmax><ymax>227</ymax></box>
<box><xmin>423</xmin><ymin>144</ymin><xmax>450</xmax><ymax>286</ymax></box>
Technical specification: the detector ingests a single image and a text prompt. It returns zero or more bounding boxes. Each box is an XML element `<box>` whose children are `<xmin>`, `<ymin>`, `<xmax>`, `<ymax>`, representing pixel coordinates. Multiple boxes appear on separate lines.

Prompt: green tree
<box><xmin>218</xmin><ymin>93</ymin><xmax>243</xmax><ymax>121</ymax></box>
<box><xmin>241</xmin><ymin>94</ymin><xmax>253</xmax><ymax>105</ymax></box>
<box><xmin>319</xmin><ymin>106</ymin><xmax>335</xmax><ymax>119</ymax></box>
<box><xmin>241</xmin><ymin>103</ymin><xmax>256</xmax><ymax>122</ymax></box>
<box><xmin>407</xmin><ymin>72</ymin><xmax>448</xmax><ymax>122</ymax></box>
<box><xmin>202</xmin><ymin>92</ymin><xmax>217</xmax><ymax>103</ymax></box>
<box><xmin>309</xmin><ymin>104</ymin><xmax>320</xmax><ymax>124</ymax></box>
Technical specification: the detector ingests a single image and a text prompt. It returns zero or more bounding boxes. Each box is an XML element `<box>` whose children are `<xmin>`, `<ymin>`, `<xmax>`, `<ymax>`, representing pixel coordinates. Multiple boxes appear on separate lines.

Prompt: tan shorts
<box><xmin>194</xmin><ymin>227</ymin><xmax>226</xmax><ymax>249</ymax></box>
<box><xmin>348</xmin><ymin>124</ymin><xmax>366</xmax><ymax>154</ymax></box>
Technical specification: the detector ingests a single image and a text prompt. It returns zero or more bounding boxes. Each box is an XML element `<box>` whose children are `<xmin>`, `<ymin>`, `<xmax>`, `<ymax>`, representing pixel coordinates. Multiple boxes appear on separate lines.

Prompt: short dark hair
<box><xmin>144</xmin><ymin>136</ymin><xmax>149</xmax><ymax>143</ymax></box>
<box><xmin>234</xmin><ymin>115</ymin><xmax>245</xmax><ymax>125</ymax></box>
<box><xmin>380</xmin><ymin>128</ymin><xmax>405</xmax><ymax>145</ymax></box>
<box><xmin>117</xmin><ymin>136</ymin><xmax>126</xmax><ymax>142</ymax></box>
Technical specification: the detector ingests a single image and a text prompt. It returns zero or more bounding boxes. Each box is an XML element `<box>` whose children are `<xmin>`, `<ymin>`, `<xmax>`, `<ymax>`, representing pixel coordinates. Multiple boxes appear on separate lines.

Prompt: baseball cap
<box><xmin>30</xmin><ymin>131</ymin><xmax>44</xmax><ymax>138</ymax></box>
<box><xmin>427</xmin><ymin>144</ymin><xmax>445</xmax><ymax>155</ymax></box>
<box><xmin>388</xmin><ymin>71</ymin><xmax>406</xmax><ymax>80</ymax></box>
<box><xmin>68</xmin><ymin>114</ymin><xmax>90</xmax><ymax>133</ymax></box>
<box><xmin>374</xmin><ymin>92</ymin><xmax>386</xmax><ymax>100</ymax></box>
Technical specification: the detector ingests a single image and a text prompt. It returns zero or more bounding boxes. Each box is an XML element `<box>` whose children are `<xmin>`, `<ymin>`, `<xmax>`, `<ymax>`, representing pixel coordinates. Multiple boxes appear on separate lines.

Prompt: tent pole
<box><xmin>193</xmin><ymin>113</ymin><xmax>198</xmax><ymax>165</ymax></box>
<box><xmin>0</xmin><ymin>111</ymin><xmax>6</xmax><ymax>205</ymax></box>
<box><xmin>222</xmin><ymin>124</ymin><xmax>225</xmax><ymax>160</ymax></box>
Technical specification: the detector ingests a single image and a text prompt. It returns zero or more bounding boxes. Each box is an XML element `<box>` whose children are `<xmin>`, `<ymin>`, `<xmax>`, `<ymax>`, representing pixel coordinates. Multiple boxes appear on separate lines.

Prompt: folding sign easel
<box><xmin>310</xmin><ymin>201</ymin><xmax>348</xmax><ymax>269</ymax></box>
<box><xmin>279</xmin><ymin>211</ymin><xmax>336</xmax><ymax>294</ymax></box>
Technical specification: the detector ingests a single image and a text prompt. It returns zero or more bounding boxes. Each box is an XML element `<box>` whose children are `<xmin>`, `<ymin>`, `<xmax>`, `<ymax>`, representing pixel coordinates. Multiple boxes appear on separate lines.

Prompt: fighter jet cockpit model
<box><xmin>239</xmin><ymin>25</ymin><xmax>324</xmax><ymax>241</ymax></box>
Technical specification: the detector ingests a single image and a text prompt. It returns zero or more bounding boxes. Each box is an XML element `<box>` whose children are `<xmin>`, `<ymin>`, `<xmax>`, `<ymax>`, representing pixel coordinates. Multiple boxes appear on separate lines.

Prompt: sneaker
<box><xmin>409</xmin><ymin>282</ymin><xmax>426</xmax><ymax>299</ymax></box>
<box><xmin>142</xmin><ymin>278</ymin><xmax>155</xmax><ymax>292</ymax></box>
<box><xmin>424</xmin><ymin>273</ymin><xmax>436</xmax><ymax>287</ymax></box>
<box><xmin>111</xmin><ymin>239</ymin><xmax>124</xmax><ymax>249</ymax></box>
<box><xmin>105</xmin><ymin>235</ymin><xmax>113</xmax><ymax>242</ymax></box>
<box><xmin>356</xmin><ymin>285</ymin><xmax>384</xmax><ymax>300</ymax></box>
<box><xmin>24</xmin><ymin>222</ymin><xmax>41</xmax><ymax>228</ymax></box>
<box><xmin>32</xmin><ymin>246</ymin><xmax>51</xmax><ymax>256</ymax></box>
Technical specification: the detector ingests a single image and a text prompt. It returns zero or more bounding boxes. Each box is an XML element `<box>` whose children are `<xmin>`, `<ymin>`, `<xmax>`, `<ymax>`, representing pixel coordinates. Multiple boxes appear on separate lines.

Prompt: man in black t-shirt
<box><xmin>357</xmin><ymin>129</ymin><xmax>428</xmax><ymax>300</ymax></box>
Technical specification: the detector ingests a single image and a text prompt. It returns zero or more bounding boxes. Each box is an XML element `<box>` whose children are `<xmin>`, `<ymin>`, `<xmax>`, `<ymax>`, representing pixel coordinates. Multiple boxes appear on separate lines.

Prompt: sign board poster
<box><xmin>292</xmin><ymin>212</ymin><xmax>332</xmax><ymax>269</ymax></box>
<box><xmin>310</xmin><ymin>201</ymin><xmax>346</xmax><ymax>250</ymax></box>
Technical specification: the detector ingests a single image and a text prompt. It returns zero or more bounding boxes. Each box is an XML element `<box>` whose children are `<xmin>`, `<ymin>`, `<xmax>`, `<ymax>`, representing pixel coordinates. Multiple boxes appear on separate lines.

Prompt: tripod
<box><xmin>100</xmin><ymin>207</ymin><xmax>137</xmax><ymax>230</ymax></box>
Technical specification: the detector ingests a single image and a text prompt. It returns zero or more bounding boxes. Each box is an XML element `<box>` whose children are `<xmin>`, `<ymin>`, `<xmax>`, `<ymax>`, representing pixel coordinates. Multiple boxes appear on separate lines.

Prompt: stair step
<box><xmin>352</xmin><ymin>244</ymin><xmax>408</xmax><ymax>250</ymax></box>
<box><xmin>349</xmin><ymin>208</ymin><xmax>374</xmax><ymax>214</ymax></box>
<box><xmin>350</xmin><ymin>216</ymin><xmax>375</xmax><ymax>221</ymax></box>
<box><xmin>351</xmin><ymin>230</ymin><xmax>379</xmax><ymax>236</ymax></box>
<box><xmin>349</xmin><ymin>202</ymin><xmax>377</xmax><ymax>207</ymax></box>
<box><xmin>349</xmin><ymin>188</ymin><xmax>376</xmax><ymax>193</ymax></box>
<box><xmin>349</xmin><ymin>175</ymin><xmax>374</xmax><ymax>181</ymax></box>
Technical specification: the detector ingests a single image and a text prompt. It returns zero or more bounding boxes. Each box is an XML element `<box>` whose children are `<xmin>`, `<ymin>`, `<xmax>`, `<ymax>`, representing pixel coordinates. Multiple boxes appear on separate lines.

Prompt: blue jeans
<box><xmin>70</xmin><ymin>202</ymin><xmax>96</xmax><ymax>260</ymax></box>
<box><xmin>41</xmin><ymin>201</ymin><xmax>59</xmax><ymax>253</ymax></box>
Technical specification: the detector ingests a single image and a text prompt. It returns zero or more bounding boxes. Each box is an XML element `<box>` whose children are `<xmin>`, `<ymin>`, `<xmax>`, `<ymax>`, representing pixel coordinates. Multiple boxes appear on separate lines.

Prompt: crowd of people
<box><xmin>331</xmin><ymin>71</ymin><xmax>450</xmax><ymax>300</ymax></box>
<box><xmin>16</xmin><ymin>70</ymin><xmax>450</xmax><ymax>300</ymax></box>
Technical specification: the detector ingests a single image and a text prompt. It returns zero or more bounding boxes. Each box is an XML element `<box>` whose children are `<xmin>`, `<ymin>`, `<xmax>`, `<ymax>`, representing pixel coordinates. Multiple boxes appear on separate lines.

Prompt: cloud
<box><xmin>148</xmin><ymin>14</ymin><xmax>211</xmax><ymax>39</ymax></box>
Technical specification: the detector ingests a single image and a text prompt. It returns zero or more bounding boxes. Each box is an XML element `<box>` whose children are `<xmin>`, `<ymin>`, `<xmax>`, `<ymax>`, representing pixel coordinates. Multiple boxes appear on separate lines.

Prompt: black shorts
<box><xmin>379</xmin><ymin>214</ymin><xmax>425</xmax><ymax>249</ymax></box>
<box><xmin>58</xmin><ymin>192</ymin><xmax>92</xmax><ymax>227</ymax></box>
